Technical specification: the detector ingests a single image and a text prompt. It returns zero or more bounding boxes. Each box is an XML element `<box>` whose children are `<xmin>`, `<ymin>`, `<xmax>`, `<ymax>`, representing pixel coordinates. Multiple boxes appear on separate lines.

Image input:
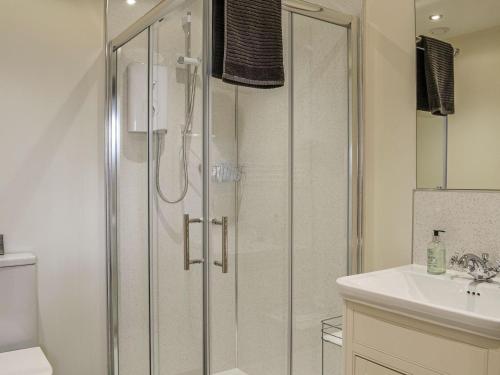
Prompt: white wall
<box><xmin>0</xmin><ymin>1</ymin><xmax>107</xmax><ymax>374</ymax></box>
<box><xmin>108</xmin><ymin>0</ymin><xmax>162</xmax><ymax>40</ymax></box>
<box><xmin>363</xmin><ymin>0</ymin><xmax>416</xmax><ymax>271</ymax></box>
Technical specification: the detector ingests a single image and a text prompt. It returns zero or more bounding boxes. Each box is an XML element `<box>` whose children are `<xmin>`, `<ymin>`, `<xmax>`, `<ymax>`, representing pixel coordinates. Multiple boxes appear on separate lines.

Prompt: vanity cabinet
<box><xmin>344</xmin><ymin>302</ymin><xmax>500</xmax><ymax>375</ymax></box>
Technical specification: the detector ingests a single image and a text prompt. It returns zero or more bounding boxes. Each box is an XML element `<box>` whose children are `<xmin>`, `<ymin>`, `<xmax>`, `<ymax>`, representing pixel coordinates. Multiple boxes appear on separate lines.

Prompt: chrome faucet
<box><xmin>449</xmin><ymin>252</ymin><xmax>500</xmax><ymax>281</ymax></box>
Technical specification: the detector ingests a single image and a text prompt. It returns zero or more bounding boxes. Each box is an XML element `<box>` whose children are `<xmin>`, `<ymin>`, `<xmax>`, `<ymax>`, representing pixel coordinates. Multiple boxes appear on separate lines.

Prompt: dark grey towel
<box><xmin>212</xmin><ymin>0</ymin><xmax>285</xmax><ymax>89</ymax></box>
<box><xmin>417</xmin><ymin>36</ymin><xmax>455</xmax><ymax>116</ymax></box>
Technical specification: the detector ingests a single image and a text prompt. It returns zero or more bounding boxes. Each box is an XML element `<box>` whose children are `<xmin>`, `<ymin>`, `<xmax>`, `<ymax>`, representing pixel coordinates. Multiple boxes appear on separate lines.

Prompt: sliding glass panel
<box><xmin>150</xmin><ymin>1</ymin><xmax>204</xmax><ymax>373</ymax></box>
<box><xmin>292</xmin><ymin>14</ymin><xmax>349</xmax><ymax>375</ymax></box>
<box><xmin>208</xmin><ymin>79</ymin><xmax>238</xmax><ymax>375</ymax></box>
<box><xmin>115</xmin><ymin>29</ymin><xmax>151</xmax><ymax>375</ymax></box>
<box><xmin>219</xmin><ymin>11</ymin><xmax>291</xmax><ymax>375</ymax></box>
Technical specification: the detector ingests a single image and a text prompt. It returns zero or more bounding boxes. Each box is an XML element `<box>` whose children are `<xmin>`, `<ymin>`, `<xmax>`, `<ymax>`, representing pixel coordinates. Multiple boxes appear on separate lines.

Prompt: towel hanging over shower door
<box><xmin>212</xmin><ymin>0</ymin><xmax>285</xmax><ymax>89</ymax></box>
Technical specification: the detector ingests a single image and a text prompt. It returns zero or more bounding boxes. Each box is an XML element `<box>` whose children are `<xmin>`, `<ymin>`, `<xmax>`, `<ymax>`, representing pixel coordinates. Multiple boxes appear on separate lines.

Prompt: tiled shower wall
<box><xmin>413</xmin><ymin>190</ymin><xmax>500</xmax><ymax>265</ymax></box>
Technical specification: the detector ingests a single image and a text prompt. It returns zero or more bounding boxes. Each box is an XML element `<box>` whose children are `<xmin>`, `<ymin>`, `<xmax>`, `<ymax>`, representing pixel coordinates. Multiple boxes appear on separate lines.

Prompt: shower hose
<box><xmin>155</xmin><ymin>64</ymin><xmax>198</xmax><ymax>204</ymax></box>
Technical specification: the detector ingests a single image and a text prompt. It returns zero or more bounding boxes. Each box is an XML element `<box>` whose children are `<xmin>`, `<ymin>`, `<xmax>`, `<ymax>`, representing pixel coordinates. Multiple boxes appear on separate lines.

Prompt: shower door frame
<box><xmin>284</xmin><ymin>5</ymin><xmax>362</xmax><ymax>374</ymax></box>
<box><xmin>282</xmin><ymin>0</ymin><xmax>363</xmax><ymax>275</ymax></box>
<box><xmin>105</xmin><ymin>1</ymin><xmax>363</xmax><ymax>375</ymax></box>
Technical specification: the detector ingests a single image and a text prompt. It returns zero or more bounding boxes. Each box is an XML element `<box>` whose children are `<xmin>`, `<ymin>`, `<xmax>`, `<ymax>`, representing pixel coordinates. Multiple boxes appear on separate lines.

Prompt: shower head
<box><xmin>182</xmin><ymin>12</ymin><xmax>192</xmax><ymax>29</ymax></box>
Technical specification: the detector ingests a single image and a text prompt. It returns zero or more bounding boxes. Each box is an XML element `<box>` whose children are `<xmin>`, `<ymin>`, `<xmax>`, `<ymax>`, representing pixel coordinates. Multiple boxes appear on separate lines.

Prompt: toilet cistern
<box><xmin>0</xmin><ymin>252</ymin><xmax>52</xmax><ymax>374</ymax></box>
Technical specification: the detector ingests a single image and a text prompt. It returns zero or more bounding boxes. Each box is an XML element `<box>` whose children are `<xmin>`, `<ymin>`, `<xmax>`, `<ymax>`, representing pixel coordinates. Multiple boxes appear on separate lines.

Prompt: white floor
<box><xmin>214</xmin><ymin>369</ymin><xmax>248</xmax><ymax>375</ymax></box>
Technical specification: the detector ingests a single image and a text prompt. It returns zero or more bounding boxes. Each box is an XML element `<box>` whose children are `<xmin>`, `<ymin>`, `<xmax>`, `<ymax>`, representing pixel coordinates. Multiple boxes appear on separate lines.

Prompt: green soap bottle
<box><xmin>427</xmin><ymin>230</ymin><xmax>446</xmax><ymax>275</ymax></box>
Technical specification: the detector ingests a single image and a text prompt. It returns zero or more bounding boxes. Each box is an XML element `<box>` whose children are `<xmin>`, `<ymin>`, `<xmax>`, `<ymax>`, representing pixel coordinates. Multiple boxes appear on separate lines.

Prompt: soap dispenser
<box><xmin>427</xmin><ymin>230</ymin><xmax>446</xmax><ymax>275</ymax></box>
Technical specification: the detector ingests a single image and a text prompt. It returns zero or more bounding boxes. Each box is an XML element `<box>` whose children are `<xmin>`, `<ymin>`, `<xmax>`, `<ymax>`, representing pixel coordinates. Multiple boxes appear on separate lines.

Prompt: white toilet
<box><xmin>0</xmin><ymin>253</ymin><xmax>52</xmax><ymax>374</ymax></box>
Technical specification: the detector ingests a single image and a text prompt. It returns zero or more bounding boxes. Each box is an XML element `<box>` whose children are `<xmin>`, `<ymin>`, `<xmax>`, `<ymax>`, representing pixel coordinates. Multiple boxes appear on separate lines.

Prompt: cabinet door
<box><xmin>355</xmin><ymin>357</ymin><xmax>405</xmax><ymax>375</ymax></box>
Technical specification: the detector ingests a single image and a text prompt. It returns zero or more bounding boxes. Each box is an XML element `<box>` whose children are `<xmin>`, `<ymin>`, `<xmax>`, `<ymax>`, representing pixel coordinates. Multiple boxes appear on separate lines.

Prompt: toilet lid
<box><xmin>0</xmin><ymin>347</ymin><xmax>52</xmax><ymax>375</ymax></box>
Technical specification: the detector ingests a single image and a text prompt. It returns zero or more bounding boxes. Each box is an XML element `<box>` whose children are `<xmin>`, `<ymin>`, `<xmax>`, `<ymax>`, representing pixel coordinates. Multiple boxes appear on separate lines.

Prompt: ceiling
<box><xmin>416</xmin><ymin>0</ymin><xmax>500</xmax><ymax>39</ymax></box>
<box><xmin>108</xmin><ymin>0</ymin><xmax>162</xmax><ymax>40</ymax></box>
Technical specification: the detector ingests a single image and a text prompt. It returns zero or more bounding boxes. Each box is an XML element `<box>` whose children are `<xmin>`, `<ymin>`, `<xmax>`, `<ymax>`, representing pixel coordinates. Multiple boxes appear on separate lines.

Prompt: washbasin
<box><xmin>337</xmin><ymin>264</ymin><xmax>500</xmax><ymax>340</ymax></box>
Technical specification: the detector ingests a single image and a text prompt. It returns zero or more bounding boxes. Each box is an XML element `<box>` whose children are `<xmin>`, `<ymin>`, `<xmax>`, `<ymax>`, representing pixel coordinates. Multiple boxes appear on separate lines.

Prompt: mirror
<box><xmin>415</xmin><ymin>0</ymin><xmax>500</xmax><ymax>190</ymax></box>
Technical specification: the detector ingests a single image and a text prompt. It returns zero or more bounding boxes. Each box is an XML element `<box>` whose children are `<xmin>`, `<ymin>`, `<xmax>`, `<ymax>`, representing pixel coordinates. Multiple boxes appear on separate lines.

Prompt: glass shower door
<box><xmin>110</xmin><ymin>3</ymin><xmax>358</xmax><ymax>375</ymax></box>
<box><xmin>208</xmin><ymin>79</ymin><xmax>238</xmax><ymax>374</ymax></box>
<box><xmin>208</xmin><ymin>12</ymin><xmax>291</xmax><ymax>375</ymax></box>
<box><xmin>291</xmin><ymin>13</ymin><xmax>349</xmax><ymax>375</ymax></box>
<box><xmin>114</xmin><ymin>28</ymin><xmax>151</xmax><ymax>375</ymax></box>
<box><xmin>150</xmin><ymin>1</ymin><xmax>204</xmax><ymax>374</ymax></box>
<box><xmin>112</xmin><ymin>2</ymin><xmax>206</xmax><ymax>372</ymax></box>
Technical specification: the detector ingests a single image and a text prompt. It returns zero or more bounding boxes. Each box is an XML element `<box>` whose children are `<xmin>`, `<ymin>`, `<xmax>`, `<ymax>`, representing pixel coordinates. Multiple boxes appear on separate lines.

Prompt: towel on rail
<box><xmin>212</xmin><ymin>0</ymin><xmax>285</xmax><ymax>89</ymax></box>
<box><xmin>417</xmin><ymin>35</ymin><xmax>455</xmax><ymax>116</ymax></box>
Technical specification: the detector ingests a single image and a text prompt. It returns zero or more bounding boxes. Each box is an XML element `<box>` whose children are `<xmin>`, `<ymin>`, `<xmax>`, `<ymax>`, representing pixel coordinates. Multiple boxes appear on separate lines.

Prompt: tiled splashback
<box><xmin>413</xmin><ymin>190</ymin><xmax>500</xmax><ymax>265</ymax></box>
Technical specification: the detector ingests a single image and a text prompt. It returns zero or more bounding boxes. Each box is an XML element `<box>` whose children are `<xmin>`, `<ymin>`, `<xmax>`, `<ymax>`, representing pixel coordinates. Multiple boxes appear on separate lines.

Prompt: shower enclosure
<box><xmin>106</xmin><ymin>1</ymin><xmax>361</xmax><ymax>374</ymax></box>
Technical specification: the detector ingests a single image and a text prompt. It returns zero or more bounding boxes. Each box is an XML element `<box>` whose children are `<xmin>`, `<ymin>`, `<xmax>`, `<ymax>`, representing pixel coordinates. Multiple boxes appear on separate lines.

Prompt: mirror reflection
<box><xmin>416</xmin><ymin>0</ymin><xmax>500</xmax><ymax>190</ymax></box>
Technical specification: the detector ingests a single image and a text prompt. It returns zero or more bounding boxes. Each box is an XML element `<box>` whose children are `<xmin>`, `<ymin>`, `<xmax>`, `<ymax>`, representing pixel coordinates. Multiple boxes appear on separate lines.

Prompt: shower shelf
<box><xmin>212</xmin><ymin>162</ymin><xmax>242</xmax><ymax>183</ymax></box>
<box><xmin>321</xmin><ymin>316</ymin><xmax>343</xmax><ymax>347</ymax></box>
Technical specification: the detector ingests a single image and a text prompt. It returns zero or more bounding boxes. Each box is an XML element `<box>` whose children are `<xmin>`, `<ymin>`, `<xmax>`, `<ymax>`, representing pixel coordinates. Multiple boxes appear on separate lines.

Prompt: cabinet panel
<box><xmin>353</xmin><ymin>310</ymin><xmax>488</xmax><ymax>375</ymax></box>
<box><xmin>354</xmin><ymin>357</ymin><xmax>404</xmax><ymax>375</ymax></box>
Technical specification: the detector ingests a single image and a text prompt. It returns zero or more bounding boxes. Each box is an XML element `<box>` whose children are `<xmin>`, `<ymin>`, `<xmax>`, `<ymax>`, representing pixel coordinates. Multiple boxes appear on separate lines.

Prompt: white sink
<box><xmin>337</xmin><ymin>264</ymin><xmax>500</xmax><ymax>340</ymax></box>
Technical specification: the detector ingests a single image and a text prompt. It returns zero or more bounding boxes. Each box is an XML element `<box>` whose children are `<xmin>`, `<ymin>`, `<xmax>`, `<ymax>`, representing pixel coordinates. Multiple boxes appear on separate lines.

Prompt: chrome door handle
<box><xmin>212</xmin><ymin>216</ymin><xmax>228</xmax><ymax>273</ymax></box>
<box><xmin>183</xmin><ymin>214</ymin><xmax>203</xmax><ymax>270</ymax></box>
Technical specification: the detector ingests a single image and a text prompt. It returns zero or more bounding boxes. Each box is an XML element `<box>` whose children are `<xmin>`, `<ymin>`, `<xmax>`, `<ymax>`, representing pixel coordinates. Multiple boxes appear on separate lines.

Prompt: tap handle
<box><xmin>449</xmin><ymin>251</ymin><xmax>462</xmax><ymax>270</ymax></box>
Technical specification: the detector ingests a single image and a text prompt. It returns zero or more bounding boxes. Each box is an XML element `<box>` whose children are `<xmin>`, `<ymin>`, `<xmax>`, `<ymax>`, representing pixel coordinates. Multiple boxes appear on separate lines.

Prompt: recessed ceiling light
<box><xmin>126</xmin><ymin>0</ymin><xmax>136</xmax><ymax>5</ymax></box>
<box><xmin>429</xmin><ymin>14</ymin><xmax>443</xmax><ymax>21</ymax></box>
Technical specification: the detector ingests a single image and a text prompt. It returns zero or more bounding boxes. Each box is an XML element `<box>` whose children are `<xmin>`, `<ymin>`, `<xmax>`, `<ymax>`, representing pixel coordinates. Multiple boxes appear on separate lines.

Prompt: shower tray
<box><xmin>214</xmin><ymin>369</ymin><xmax>248</xmax><ymax>375</ymax></box>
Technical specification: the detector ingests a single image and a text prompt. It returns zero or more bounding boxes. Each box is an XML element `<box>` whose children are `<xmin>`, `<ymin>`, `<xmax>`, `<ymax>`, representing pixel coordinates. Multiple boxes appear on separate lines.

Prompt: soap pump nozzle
<box><xmin>433</xmin><ymin>229</ymin><xmax>446</xmax><ymax>241</ymax></box>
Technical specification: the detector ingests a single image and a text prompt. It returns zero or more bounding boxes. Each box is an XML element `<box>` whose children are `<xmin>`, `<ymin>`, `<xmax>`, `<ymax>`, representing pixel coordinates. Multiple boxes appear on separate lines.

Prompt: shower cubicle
<box><xmin>106</xmin><ymin>0</ymin><xmax>361</xmax><ymax>374</ymax></box>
